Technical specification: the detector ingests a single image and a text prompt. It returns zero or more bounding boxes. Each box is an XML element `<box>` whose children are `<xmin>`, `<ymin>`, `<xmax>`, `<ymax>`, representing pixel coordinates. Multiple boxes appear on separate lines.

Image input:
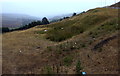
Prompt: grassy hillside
<box><xmin>110</xmin><ymin>1</ymin><xmax>120</xmax><ymax>7</ymax></box>
<box><xmin>2</xmin><ymin>7</ymin><xmax>119</xmax><ymax>74</ymax></box>
<box><xmin>42</xmin><ymin>8</ymin><xmax>118</xmax><ymax>42</ymax></box>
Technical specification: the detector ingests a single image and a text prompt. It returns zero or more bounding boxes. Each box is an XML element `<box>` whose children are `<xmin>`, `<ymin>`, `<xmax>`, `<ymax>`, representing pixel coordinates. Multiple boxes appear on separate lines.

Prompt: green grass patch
<box><xmin>76</xmin><ymin>60</ymin><xmax>82</xmax><ymax>74</ymax></box>
<box><xmin>44</xmin><ymin>66</ymin><xmax>53</xmax><ymax>74</ymax></box>
<box><xmin>46</xmin><ymin>25</ymin><xmax>85</xmax><ymax>42</ymax></box>
<box><xmin>45</xmin><ymin>9</ymin><xmax>112</xmax><ymax>42</ymax></box>
<box><xmin>63</xmin><ymin>56</ymin><xmax>73</xmax><ymax>66</ymax></box>
<box><xmin>34</xmin><ymin>30</ymin><xmax>47</xmax><ymax>34</ymax></box>
<box><xmin>89</xmin><ymin>18</ymin><xmax>118</xmax><ymax>38</ymax></box>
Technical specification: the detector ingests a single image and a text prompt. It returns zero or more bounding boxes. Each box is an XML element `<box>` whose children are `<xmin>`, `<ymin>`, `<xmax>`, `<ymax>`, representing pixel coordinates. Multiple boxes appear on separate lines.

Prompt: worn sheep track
<box><xmin>93</xmin><ymin>35</ymin><xmax>118</xmax><ymax>50</ymax></box>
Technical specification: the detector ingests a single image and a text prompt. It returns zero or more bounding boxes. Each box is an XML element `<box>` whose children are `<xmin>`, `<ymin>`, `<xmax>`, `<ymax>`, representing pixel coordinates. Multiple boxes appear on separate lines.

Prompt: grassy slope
<box><xmin>2</xmin><ymin>8</ymin><xmax>119</xmax><ymax>74</ymax></box>
<box><xmin>110</xmin><ymin>1</ymin><xmax>120</xmax><ymax>7</ymax></box>
<box><xmin>44</xmin><ymin>8</ymin><xmax>118</xmax><ymax>42</ymax></box>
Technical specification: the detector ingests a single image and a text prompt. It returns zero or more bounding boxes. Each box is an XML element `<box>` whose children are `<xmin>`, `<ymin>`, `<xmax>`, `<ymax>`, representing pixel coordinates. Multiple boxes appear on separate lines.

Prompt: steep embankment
<box><xmin>2</xmin><ymin>7</ymin><xmax>119</xmax><ymax>74</ymax></box>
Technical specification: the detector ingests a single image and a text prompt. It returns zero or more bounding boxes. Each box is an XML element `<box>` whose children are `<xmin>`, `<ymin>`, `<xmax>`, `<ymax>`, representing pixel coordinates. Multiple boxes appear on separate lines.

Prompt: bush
<box><xmin>63</xmin><ymin>56</ymin><xmax>73</xmax><ymax>66</ymax></box>
<box><xmin>76</xmin><ymin>60</ymin><xmax>82</xmax><ymax>74</ymax></box>
<box><xmin>9</xmin><ymin>20</ymin><xmax>43</xmax><ymax>32</ymax></box>
<box><xmin>72</xmin><ymin>13</ymin><xmax>77</xmax><ymax>16</ymax></box>
<box><xmin>44</xmin><ymin>66</ymin><xmax>53</xmax><ymax>74</ymax></box>
<box><xmin>1</xmin><ymin>27</ymin><xmax>10</xmax><ymax>33</ymax></box>
<box><xmin>81</xmin><ymin>43</ymin><xmax>86</xmax><ymax>48</ymax></box>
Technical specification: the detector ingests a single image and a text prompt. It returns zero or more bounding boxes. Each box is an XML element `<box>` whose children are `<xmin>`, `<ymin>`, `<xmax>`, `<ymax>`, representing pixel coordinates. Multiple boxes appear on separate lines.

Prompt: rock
<box><xmin>44</xmin><ymin>29</ymin><xmax>47</xmax><ymax>32</ymax></box>
<box><xmin>61</xmin><ymin>28</ymin><xmax>64</xmax><ymax>30</ymax></box>
<box><xmin>36</xmin><ymin>47</ymin><xmax>40</xmax><ymax>49</ymax></box>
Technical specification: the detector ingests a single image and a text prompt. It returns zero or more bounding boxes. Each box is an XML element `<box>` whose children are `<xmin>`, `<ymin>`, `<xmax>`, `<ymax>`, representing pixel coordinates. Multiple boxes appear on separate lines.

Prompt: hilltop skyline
<box><xmin>1</xmin><ymin>0</ymin><xmax>119</xmax><ymax>18</ymax></box>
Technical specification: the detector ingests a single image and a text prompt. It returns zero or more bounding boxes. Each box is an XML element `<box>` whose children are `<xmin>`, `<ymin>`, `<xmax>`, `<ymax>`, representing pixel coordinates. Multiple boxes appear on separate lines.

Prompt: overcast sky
<box><xmin>1</xmin><ymin>0</ymin><xmax>119</xmax><ymax>18</ymax></box>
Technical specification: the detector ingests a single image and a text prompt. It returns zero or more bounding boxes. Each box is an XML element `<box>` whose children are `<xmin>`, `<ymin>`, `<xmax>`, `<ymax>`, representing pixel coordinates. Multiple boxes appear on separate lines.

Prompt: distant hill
<box><xmin>2</xmin><ymin>13</ymin><xmax>41</xmax><ymax>28</ymax></box>
<box><xmin>49</xmin><ymin>13</ymin><xmax>80</xmax><ymax>23</ymax></box>
<box><xmin>49</xmin><ymin>13</ymin><xmax>73</xmax><ymax>21</ymax></box>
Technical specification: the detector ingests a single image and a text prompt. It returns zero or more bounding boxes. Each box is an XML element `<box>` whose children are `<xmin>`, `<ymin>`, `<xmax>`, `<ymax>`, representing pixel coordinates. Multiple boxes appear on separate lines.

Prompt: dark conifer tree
<box><xmin>42</xmin><ymin>17</ymin><xmax>49</xmax><ymax>24</ymax></box>
<box><xmin>72</xmin><ymin>13</ymin><xmax>77</xmax><ymax>16</ymax></box>
<box><xmin>1</xmin><ymin>27</ymin><xmax>10</xmax><ymax>33</ymax></box>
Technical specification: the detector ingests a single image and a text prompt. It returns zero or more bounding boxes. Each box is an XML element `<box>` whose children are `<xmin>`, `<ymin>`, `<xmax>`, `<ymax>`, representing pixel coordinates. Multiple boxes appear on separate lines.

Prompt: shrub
<box><xmin>72</xmin><ymin>13</ymin><xmax>77</xmax><ymax>16</ymax></box>
<box><xmin>44</xmin><ymin>66</ymin><xmax>53</xmax><ymax>74</ymax></box>
<box><xmin>1</xmin><ymin>27</ymin><xmax>10</xmax><ymax>33</ymax></box>
<box><xmin>76</xmin><ymin>60</ymin><xmax>82</xmax><ymax>74</ymax></box>
<box><xmin>10</xmin><ymin>20</ymin><xmax>42</xmax><ymax>32</ymax></box>
<box><xmin>81</xmin><ymin>43</ymin><xmax>86</xmax><ymax>48</ymax></box>
<box><xmin>89</xmin><ymin>31</ymin><xmax>93</xmax><ymax>35</ymax></box>
<box><xmin>63</xmin><ymin>56</ymin><xmax>73</xmax><ymax>66</ymax></box>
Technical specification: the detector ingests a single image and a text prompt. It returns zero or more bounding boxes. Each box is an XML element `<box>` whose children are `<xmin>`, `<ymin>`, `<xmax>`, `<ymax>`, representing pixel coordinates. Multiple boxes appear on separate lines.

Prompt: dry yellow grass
<box><xmin>2</xmin><ymin>27</ymin><xmax>56</xmax><ymax>74</ymax></box>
